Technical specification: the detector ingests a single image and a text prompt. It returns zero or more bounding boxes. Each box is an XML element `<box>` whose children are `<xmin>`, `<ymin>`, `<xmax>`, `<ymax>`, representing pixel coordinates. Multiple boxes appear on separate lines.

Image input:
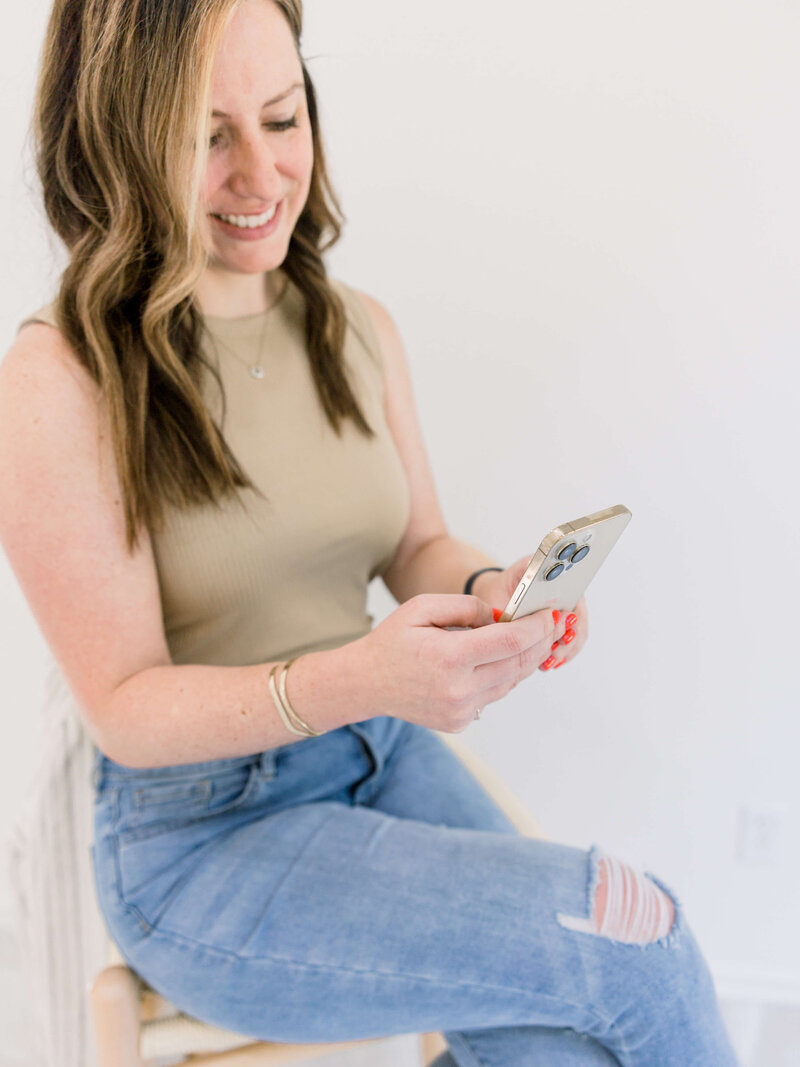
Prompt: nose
<box><xmin>227</xmin><ymin>131</ymin><xmax>282</xmax><ymax>202</ymax></box>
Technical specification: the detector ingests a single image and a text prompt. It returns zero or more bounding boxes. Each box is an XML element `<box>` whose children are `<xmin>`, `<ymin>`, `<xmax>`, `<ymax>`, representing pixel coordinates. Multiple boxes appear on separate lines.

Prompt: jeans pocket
<box><xmin>116</xmin><ymin>760</ymin><xmax>262</xmax><ymax>842</ymax></box>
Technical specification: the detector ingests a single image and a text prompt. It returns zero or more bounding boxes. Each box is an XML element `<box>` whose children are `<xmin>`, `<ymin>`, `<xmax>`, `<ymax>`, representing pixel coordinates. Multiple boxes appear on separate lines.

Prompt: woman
<box><xmin>0</xmin><ymin>0</ymin><xmax>738</xmax><ymax>1063</ymax></box>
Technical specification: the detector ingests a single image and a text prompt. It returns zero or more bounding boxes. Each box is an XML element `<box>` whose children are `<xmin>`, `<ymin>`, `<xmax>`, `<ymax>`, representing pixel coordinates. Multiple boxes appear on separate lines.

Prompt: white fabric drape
<box><xmin>6</xmin><ymin>656</ymin><xmax>111</xmax><ymax>1067</ymax></box>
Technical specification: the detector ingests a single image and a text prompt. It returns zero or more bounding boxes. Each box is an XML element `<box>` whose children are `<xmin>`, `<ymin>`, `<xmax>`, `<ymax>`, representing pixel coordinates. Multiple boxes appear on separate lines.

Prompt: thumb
<box><xmin>409</xmin><ymin>593</ymin><xmax>496</xmax><ymax>631</ymax></box>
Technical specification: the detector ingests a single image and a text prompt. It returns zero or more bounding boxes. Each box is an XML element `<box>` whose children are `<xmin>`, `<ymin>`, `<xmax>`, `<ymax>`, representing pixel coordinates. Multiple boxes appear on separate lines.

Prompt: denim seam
<box><xmin>236</xmin><ymin>805</ymin><xmax>344</xmax><ymax>956</ymax></box>
<box><xmin>134</xmin><ymin>919</ymin><xmax>600</xmax><ymax>1009</ymax></box>
<box><xmin>444</xmin><ymin>1031</ymin><xmax>490</xmax><ymax>1067</ymax></box>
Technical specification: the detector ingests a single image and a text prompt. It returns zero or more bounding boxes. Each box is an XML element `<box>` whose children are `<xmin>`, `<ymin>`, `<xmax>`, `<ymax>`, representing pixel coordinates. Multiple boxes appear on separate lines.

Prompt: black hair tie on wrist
<box><xmin>463</xmin><ymin>567</ymin><xmax>503</xmax><ymax>596</ymax></box>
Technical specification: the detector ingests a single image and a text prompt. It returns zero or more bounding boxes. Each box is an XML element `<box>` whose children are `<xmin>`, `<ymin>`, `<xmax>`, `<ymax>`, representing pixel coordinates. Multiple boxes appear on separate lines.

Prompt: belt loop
<box><xmin>258</xmin><ymin>750</ymin><xmax>277</xmax><ymax>779</ymax></box>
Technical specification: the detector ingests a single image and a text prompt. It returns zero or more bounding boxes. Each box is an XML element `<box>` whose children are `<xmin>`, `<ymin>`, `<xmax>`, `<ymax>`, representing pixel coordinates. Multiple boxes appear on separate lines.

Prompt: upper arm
<box><xmin>353</xmin><ymin>291</ymin><xmax>448</xmax><ymax>581</ymax></box>
<box><xmin>0</xmin><ymin>323</ymin><xmax>172</xmax><ymax>738</ymax></box>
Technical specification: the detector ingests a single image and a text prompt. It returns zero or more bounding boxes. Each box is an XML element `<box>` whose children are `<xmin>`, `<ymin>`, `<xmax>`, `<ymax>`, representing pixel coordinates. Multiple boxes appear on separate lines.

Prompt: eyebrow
<box><xmin>211</xmin><ymin>82</ymin><xmax>304</xmax><ymax>119</ymax></box>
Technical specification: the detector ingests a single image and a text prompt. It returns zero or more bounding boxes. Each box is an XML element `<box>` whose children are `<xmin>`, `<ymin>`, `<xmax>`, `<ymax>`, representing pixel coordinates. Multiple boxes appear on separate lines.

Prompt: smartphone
<box><xmin>497</xmin><ymin>505</ymin><xmax>632</xmax><ymax>622</ymax></box>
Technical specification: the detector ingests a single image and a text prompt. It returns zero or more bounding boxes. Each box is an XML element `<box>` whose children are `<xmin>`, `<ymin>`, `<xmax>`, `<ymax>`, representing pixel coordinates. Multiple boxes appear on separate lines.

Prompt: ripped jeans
<box><xmin>91</xmin><ymin>717</ymin><xmax>739</xmax><ymax>1066</ymax></box>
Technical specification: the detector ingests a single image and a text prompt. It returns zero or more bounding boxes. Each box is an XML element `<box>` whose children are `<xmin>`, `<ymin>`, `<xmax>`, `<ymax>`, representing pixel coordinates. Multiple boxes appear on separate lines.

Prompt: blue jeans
<box><xmin>91</xmin><ymin>717</ymin><xmax>738</xmax><ymax>1065</ymax></box>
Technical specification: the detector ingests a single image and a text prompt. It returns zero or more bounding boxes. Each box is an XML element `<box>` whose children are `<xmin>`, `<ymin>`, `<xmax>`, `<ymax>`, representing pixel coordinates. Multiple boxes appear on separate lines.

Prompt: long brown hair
<box><xmin>33</xmin><ymin>0</ymin><xmax>372</xmax><ymax>553</ymax></box>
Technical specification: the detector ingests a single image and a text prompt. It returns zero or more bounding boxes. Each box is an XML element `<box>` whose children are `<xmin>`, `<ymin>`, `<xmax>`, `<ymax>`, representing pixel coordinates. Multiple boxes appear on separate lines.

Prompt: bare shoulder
<box><xmin>347</xmin><ymin>288</ymin><xmax>397</xmax><ymax>338</ymax></box>
<box><xmin>3</xmin><ymin>319</ymin><xmax>101</xmax><ymax>405</ymax></box>
<box><xmin>345</xmin><ymin>288</ymin><xmax>407</xmax><ymax>379</ymax></box>
<box><xmin>0</xmin><ymin>322</ymin><xmax>106</xmax><ymax>503</ymax></box>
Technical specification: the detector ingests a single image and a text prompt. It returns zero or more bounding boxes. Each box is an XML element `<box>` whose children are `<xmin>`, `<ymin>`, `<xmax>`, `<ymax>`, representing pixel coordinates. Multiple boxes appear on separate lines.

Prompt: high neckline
<box><xmin>200</xmin><ymin>275</ymin><xmax>295</xmax><ymax>341</ymax></box>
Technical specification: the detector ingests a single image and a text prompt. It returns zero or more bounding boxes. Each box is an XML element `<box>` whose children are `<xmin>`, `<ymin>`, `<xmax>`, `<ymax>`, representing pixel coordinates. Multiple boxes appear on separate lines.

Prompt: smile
<box><xmin>212</xmin><ymin>205</ymin><xmax>278</xmax><ymax>229</ymax></box>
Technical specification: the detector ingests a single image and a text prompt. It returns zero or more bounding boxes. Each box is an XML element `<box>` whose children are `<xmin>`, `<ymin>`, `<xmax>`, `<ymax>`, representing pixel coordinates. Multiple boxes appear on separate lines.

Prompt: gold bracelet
<box><xmin>281</xmin><ymin>659</ymin><xmax>324</xmax><ymax>737</ymax></box>
<box><xmin>268</xmin><ymin>659</ymin><xmax>323</xmax><ymax>738</ymax></box>
<box><xmin>268</xmin><ymin>664</ymin><xmax>304</xmax><ymax>736</ymax></box>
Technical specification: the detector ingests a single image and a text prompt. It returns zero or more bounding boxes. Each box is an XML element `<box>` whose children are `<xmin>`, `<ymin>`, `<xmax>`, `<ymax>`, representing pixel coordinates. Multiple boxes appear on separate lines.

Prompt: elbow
<box><xmin>85</xmin><ymin>716</ymin><xmax>141</xmax><ymax>770</ymax></box>
<box><xmin>85</xmin><ymin>689</ymin><xmax>147</xmax><ymax>770</ymax></box>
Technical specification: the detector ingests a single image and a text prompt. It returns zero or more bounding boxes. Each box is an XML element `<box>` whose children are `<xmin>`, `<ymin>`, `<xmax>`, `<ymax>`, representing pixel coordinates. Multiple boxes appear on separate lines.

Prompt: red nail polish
<box><xmin>563</xmin><ymin>629</ymin><xmax>576</xmax><ymax>644</ymax></box>
<box><xmin>566</xmin><ymin>613</ymin><xmax>577</xmax><ymax>628</ymax></box>
<box><xmin>552</xmin><ymin>610</ymin><xmax>561</xmax><ymax>624</ymax></box>
<box><xmin>554</xmin><ymin>659</ymin><xmax>566</xmax><ymax>669</ymax></box>
<box><xmin>552</xmin><ymin>642</ymin><xmax>560</xmax><ymax>651</ymax></box>
<box><xmin>541</xmin><ymin>656</ymin><xmax>555</xmax><ymax>670</ymax></box>
<box><xmin>492</xmin><ymin>608</ymin><xmax>503</xmax><ymax>622</ymax></box>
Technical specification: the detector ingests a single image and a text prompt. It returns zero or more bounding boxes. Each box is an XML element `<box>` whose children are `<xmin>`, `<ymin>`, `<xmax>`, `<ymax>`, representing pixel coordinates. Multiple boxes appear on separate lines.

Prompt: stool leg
<box><xmin>421</xmin><ymin>1032</ymin><xmax>448</xmax><ymax>1064</ymax></box>
<box><xmin>89</xmin><ymin>964</ymin><xmax>145</xmax><ymax>1067</ymax></box>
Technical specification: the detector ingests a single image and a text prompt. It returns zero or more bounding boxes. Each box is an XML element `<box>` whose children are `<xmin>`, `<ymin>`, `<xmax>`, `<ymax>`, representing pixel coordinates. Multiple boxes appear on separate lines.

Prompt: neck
<box><xmin>194</xmin><ymin>267</ymin><xmax>285</xmax><ymax>318</ymax></box>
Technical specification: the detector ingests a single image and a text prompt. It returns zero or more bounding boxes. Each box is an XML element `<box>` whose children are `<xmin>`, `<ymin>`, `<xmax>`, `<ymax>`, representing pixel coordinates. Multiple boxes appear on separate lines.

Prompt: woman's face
<box><xmin>201</xmin><ymin>0</ymin><xmax>313</xmax><ymax>276</ymax></box>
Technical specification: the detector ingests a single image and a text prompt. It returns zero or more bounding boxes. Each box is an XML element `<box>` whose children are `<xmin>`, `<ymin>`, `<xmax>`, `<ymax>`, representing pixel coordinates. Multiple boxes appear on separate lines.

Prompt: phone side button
<box><xmin>513</xmin><ymin>582</ymin><xmax>528</xmax><ymax>604</ymax></box>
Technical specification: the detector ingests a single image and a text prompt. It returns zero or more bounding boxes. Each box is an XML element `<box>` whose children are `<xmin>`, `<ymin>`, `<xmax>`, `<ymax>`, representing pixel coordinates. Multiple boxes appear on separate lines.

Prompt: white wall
<box><xmin>2</xmin><ymin>0</ymin><xmax>799</xmax><ymax>1005</ymax></box>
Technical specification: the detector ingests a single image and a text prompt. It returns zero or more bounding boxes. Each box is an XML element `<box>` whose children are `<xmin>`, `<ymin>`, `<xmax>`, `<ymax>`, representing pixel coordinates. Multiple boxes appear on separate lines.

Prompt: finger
<box><xmin>547</xmin><ymin>601</ymin><xmax>588</xmax><ymax>662</ymax></box>
<box><xmin>409</xmin><ymin>593</ymin><xmax>495</xmax><ymax>632</ymax></box>
<box><xmin>473</xmin><ymin>667</ymin><xmax>535</xmax><ymax>711</ymax></box>
<box><xmin>543</xmin><ymin>614</ymin><xmax>588</xmax><ymax>670</ymax></box>
<box><xmin>462</xmin><ymin>606</ymin><xmax>557</xmax><ymax>667</ymax></box>
<box><xmin>473</xmin><ymin>635</ymin><xmax>550</xmax><ymax>688</ymax></box>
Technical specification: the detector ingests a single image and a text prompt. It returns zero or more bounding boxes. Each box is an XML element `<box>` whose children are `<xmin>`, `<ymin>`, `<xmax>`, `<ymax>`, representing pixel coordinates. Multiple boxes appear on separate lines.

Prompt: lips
<box><xmin>210</xmin><ymin>200</ymin><xmax>283</xmax><ymax>240</ymax></box>
<box><xmin>213</xmin><ymin>204</ymin><xmax>277</xmax><ymax>228</ymax></box>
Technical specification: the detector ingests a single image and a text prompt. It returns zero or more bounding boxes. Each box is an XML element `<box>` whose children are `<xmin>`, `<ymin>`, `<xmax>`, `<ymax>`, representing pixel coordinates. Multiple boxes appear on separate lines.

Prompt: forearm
<box><xmin>96</xmin><ymin>645</ymin><xmax>359</xmax><ymax>769</ymax></box>
<box><xmin>96</xmin><ymin>537</ymin><xmax>506</xmax><ymax>769</ymax></box>
<box><xmin>382</xmin><ymin>534</ymin><xmax>502</xmax><ymax>603</ymax></box>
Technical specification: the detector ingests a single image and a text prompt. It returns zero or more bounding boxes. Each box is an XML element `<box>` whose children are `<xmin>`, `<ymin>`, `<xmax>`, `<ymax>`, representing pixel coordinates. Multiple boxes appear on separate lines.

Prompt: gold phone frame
<box><xmin>498</xmin><ymin>504</ymin><xmax>632</xmax><ymax>623</ymax></box>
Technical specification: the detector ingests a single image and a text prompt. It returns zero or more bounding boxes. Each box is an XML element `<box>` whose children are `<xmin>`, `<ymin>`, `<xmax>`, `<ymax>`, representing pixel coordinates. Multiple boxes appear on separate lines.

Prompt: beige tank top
<box><xmin>18</xmin><ymin>277</ymin><xmax>410</xmax><ymax>666</ymax></box>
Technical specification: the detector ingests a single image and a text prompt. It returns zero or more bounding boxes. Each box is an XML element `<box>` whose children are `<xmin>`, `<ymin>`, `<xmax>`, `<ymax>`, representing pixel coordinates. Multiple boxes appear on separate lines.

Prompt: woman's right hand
<box><xmin>348</xmin><ymin>594</ymin><xmax>566</xmax><ymax>732</ymax></box>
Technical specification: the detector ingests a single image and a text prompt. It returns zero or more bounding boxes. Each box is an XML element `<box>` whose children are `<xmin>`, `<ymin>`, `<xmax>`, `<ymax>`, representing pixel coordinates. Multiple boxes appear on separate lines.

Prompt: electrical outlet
<box><xmin>736</xmin><ymin>804</ymin><xmax>787</xmax><ymax>866</ymax></box>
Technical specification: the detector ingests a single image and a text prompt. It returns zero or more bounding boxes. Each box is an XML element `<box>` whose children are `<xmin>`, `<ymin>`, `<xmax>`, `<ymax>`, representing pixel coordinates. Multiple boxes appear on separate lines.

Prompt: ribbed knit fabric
<box><xmin>17</xmin><ymin>275</ymin><xmax>410</xmax><ymax>667</ymax></box>
<box><xmin>7</xmin><ymin>274</ymin><xmax>411</xmax><ymax>1067</ymax></box>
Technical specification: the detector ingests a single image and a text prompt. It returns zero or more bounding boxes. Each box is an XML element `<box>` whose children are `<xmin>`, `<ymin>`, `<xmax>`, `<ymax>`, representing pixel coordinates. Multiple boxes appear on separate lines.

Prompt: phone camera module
<box><xmin>557</xmin><ymin>543</ymin><xmax>577</xmax><ymax>562</ymax></box>
<box><xmin>570</xmin><ymin>545</ymin><xmax>590</xmax><ymax>563</ymax></box>
<box><xmin>545</xmin><ymin>563</ymin><xmax>565</xmax><ymax>581</ymax></box>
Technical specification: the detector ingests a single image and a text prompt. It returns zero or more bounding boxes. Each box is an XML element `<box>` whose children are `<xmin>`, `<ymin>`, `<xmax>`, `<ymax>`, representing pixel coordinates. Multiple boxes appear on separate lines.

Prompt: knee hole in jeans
<box><xmin>558</xmin><ymin>852</ymin><xmax>676</xmax><ymax>945</ymax></box>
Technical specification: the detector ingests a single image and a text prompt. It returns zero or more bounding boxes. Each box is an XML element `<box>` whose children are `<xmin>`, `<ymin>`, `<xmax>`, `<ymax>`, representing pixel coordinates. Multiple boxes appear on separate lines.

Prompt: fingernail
<box><xmin>541</xmin><ymin>656</ymin><xmax>556</xmax><ymax>671</ymax></box>
<box><xmin>554</xmin><ymin>659</ymin><xmax>566</xmax><ymax>669</ymax></box>
<box><xmin>566</xmin><ymin>613</ymin><xmax>577</xmax><ymax>627</ymax></box>
<box><xmin>552</xmin><ymin>610</ymin><xmax>561</xmax><ymax>624</ymax></box>
<box><xmin>552</xmin><ymin>642</ymin><xmax>560</xmax><ymax>651</ymax></box>
<box><xmin>562</xmin><ymin>629</ymin><xmax>576</xmax><ymax>644</ymax></box>
<box><xmin>492</xmin><ymin>608</ymin><xmax>503</xmax><ymax>622</ymax></box>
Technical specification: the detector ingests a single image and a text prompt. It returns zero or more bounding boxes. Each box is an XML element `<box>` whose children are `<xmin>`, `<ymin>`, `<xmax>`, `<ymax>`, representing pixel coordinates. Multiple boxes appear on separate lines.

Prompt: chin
<box><xmin>212</xmin><ymin>243</ymin><xmax>291</xmax><ymax>275</ymax></box>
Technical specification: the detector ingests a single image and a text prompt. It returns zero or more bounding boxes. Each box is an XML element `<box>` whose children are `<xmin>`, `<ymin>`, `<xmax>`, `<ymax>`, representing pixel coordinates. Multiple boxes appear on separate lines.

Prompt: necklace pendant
<box><xmin>249</xmin><ymin>364</ymin><xmax>265</xmax><ymax>380</ymax></box>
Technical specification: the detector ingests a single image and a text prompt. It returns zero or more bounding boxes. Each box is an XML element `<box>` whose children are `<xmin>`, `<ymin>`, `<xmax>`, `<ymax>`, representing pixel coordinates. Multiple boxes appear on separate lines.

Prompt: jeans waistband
<box><xmin>92</xmin><ymin>746</ymin><xmax>278</xmax><ymax>789</ymax></box>
<box><xmin>91</xmin><ymin>718</ymin><xmax>405</xmax><ymax>791</ymax></box>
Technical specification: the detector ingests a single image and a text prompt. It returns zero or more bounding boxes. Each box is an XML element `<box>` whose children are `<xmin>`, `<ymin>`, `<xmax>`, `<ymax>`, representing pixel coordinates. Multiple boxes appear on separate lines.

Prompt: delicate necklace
<box><xmin>203</xmin><ymin>277</ymin><xmax>286</xmax><ymax>382</ymax></box>
<box><xmin>212</xmin><ymin>309</ymin><xmax>270</xmax><ymax>380</ymax></box>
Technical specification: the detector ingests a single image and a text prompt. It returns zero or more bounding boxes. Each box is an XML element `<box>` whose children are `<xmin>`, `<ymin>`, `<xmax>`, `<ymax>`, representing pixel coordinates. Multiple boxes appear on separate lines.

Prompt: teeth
<box><xmin>217</xmin><ymin>205</ymin><xmax>277</xmax><ymax>228</ymax></box>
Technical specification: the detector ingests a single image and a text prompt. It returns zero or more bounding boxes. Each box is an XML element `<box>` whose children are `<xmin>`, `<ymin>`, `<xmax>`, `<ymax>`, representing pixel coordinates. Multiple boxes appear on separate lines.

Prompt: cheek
<box><xmin>287</xmin><ymin>131</ymin><xmax>314</xmax><ymax>189</ymax></box>
<box><xmin>201</xmin><ymin>160</ymin><xmax>226</xmax><ymax>205</ymax></box>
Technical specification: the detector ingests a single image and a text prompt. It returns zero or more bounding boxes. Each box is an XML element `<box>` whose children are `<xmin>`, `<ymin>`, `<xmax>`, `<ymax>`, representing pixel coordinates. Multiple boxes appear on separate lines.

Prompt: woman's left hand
<box><xmin>472</xmin><ymin>557</ymin><xmax>589</xmax><ymax>672</ymax></box>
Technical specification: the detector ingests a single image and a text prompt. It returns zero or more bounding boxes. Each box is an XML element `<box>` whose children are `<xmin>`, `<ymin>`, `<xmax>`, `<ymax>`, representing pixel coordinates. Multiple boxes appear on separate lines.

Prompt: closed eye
<box><xmin>267</xmin><ymin>117</ymin><xmax>299</xmax><ymax>132</ymax></box>
<box><xmin>209</xmin><ymin>116</ymin><xmax>299</xmax><ymax>150</ymax></box>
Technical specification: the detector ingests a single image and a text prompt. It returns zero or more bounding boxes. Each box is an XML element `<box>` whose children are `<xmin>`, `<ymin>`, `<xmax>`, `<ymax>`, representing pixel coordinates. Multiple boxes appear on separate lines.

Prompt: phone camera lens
<box><xmin>570</xmin><ymin>545</ymin><xmax>590</xmax><ymax>563</ymax></box>
<box><xmin>557</xmin><ymin>543</ymin><xmax>577</xmax><ymax>562</ymax></box>
<box><xmin>545</xmin><ymin>563</ymin><xmax>565</xmax><ymax>581</ymax></box>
